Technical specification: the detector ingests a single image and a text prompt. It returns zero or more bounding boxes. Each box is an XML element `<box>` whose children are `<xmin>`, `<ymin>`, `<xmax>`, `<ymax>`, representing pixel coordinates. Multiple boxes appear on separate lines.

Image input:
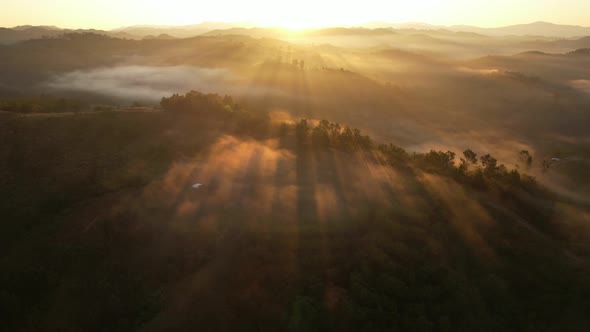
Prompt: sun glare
<box><xmin>2</xmin><ymin>0</ymin><xmax>590</xmax><ymax>30</ymax></box>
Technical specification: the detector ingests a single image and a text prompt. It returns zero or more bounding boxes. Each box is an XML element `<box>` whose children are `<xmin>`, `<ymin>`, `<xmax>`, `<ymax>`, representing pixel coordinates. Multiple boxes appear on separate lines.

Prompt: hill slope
<box><xmin>1</xmin><ymin>92</ymin><xmax>590</xmax><ymax>331</ymax></box>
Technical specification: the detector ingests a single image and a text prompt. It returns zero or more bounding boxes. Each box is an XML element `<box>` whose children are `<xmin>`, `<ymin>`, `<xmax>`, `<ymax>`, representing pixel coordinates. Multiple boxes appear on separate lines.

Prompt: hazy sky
<box><xmin>2</xmin><ymin>0</ymin><xmax>590</xmax><ymax>29</ymax></box>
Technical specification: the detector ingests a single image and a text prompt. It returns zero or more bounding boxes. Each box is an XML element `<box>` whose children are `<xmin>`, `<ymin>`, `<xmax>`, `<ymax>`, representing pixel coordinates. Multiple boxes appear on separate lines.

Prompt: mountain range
<box><xmin>366</xmin><ymin>21</ymin><xmax>590</xmax><ymax>38</ymax></box>
<box><xmin>1</xmin><ymin>21</ymin><xmax>589</xmax><ymax>45</ymax></box>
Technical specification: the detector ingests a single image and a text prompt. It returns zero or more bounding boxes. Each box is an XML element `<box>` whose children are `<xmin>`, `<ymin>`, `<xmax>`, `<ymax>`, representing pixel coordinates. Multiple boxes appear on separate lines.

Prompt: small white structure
<box><xmin>551</xmin><ymin>158</ymin><xmax>560</xmax><ymax>162</ymax></box>
<box><xmin>192</xmin><ymin>183</ymin><xmax>203</xmax><ymax>189</ymax></box>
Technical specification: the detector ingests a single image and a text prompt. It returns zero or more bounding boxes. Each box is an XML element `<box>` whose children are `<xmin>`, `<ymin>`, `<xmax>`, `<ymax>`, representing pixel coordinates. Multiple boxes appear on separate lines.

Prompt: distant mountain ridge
<box><xmin>0</xmin><ymin>26</ymin><xmax>138</xmax><ymax>44</ymax></box>
<box><xmin>366</xmin><ymin>21</ymin><xmax>590</xmax><ymax>38</ymax></box>
<box><xmin>1</xmin><ymin>21</ymin><xmax>590</xmax><ymax>45</ymax></box>
<box><xmin>113</xmin><ymin>21</ymin><xmax>257</xmax><ymax>39</ymax></box>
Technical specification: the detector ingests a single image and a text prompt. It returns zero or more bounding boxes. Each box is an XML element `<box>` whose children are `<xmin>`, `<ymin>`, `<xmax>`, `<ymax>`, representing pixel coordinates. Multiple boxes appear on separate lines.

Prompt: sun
<box><xmin>277</xmin><ymin>21</ymin><xmax>316</xmax><ymax>31</ymax></box>
<box><xmin>256</xmin><ymin>17</ymin><xmax>331</xmax><ymax>31</ymax></box>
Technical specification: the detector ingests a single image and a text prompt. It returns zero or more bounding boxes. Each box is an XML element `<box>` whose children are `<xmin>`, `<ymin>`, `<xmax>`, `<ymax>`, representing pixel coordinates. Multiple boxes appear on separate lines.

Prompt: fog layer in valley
<box><xmin>46</xmin><ymin>66</ymin><xmax>234</xmax><ymax>101</ymax></box>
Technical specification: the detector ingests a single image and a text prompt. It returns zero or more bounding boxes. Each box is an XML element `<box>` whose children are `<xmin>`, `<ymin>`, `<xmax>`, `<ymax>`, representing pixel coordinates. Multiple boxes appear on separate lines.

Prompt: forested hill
<box><xmin>1</xmin><ymin>91</ymin><xmax>590</xmax><ymax>331</ymax></box>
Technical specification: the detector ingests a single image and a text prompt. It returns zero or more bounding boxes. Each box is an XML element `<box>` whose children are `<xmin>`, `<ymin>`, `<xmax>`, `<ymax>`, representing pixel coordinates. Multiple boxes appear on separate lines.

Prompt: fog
<box><xmin>570</xmin><ymin>79</ymin><xmax>590</xmax><ymax>93</ymax></box>
<box><xmin>46</xmin><ymin>65</ymin><xmax>235</xmax><ymax>101</ymax></box>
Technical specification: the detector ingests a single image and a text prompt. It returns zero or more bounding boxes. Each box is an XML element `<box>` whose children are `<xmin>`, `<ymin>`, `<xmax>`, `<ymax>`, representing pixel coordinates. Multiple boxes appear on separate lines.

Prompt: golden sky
<box><xmin>2</xmin><ymin>0</ymin><xmax>589</xmax><ymax>29</ymax></box>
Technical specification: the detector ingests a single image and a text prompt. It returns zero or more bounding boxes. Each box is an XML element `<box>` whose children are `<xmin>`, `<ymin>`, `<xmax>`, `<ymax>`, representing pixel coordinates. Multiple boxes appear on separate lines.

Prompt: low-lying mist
<box><xmin>45</xmin><ymin>65</ymin><xmax>235</xmax><ymax>101</ymax></box>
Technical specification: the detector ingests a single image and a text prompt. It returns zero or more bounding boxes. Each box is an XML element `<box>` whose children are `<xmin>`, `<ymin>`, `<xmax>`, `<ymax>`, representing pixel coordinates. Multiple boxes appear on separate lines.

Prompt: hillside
<box><xmin>0</xmin><ymin>26</ymin><xmax>140</xmax><ymax>44</ymax></box>
<box><xmin>1</xmin><ymin>91</ymin><xmax>590</xmax><ymax>331</ymax></box>
<box><xmin>3</xmin><ymin>0</ymin><xmax>590</xmax><ymax>328</ymax></box>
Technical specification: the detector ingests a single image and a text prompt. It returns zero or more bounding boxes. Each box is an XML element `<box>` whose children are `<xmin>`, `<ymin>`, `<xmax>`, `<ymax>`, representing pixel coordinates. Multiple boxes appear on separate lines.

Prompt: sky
<box><xmin>2</xmin><ymin>0</ymin><xmax>590</xmax><ymax>30</ymax></box>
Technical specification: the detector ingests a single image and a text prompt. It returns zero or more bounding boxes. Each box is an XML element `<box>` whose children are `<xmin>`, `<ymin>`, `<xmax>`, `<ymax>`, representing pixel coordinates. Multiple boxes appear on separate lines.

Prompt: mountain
<box><xmin>454</xmin><ymin>21</ymin><xmax>590</xmax><ymax>38</ymax></box>
<box><xmin>143</xmin><ymin>33</ymin><xmax>177</xmax><ymax>40</ymax></box>
<box><xmin>2</xmin><ymin>91</ymin><xmax>590</xmax><ymax>331</ymax></box>
<box><xmin>3</xmin><ymin>21</ymin><xmax>590</xmax><ymax>45</ymax></box>
<box><xmin>366</xmin><ymin>21</ymin><xmax>590</xmax><ymax>38</ymax></box>
<box><xmin>0</xmin><ymin>26</ymin><xmax>63</xmax><ymax>44</ymax></box>
<box><xmin>0</xmin><ymin>26</ymin><xmax>140</xmax><ymax>44</ymax></box>
<box><xmin>303</xmin><ymin>27</ymin><xmax>396</xmax><ymax>36</ymax></box>
<box><xmin>114</xmin><ymin>21</ymin><xmax>256</xmax><ymax>39</ymax></box>
<box><xmin>202</xmin><ymin>27</ymin><xmax>397</xmax><ymax>39</ymax></box>
<box><xmin>137</xmin><ymin>21</ymin><xmax>590</xmax><ymax>39</ymax></box>
<box><xmin>202</xmin><ymin>27</ymin><xmax>287</xmax><ymax>38</ymax></box>
<box><xmin>12</xmin><ymin>25</ymin><xmax>61</xmax><ymax>31</ymax></box>
<box><xmin>569</xmin><ymin>48</ymin><xmax>590</xmax><ymax>56</ymax></box>
<box><xmin>363</xmin><ymin>22</ymin><xmax>443</xmax><ymax>30</ymax></box>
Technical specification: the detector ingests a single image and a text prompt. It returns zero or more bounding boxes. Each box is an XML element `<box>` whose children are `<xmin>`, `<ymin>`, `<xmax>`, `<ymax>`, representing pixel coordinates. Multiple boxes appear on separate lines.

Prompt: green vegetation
<box><xmin>2</xmin><ymin>91</ymin><xmax>590</xmax><ymax>331</ymax></box>
<box><xmin>293</xmin><ymin>119</ymin><xmax>373</xmax><ymax>151</ymax></box>
<box><xmin>0</xmin><ymin>95</ymin><xmax>87</xmax><ymax>113</ymax></box>
<box><xmin>291</xmin><ymin>118</ymin><xmax>536</xmax><ymax>193</ymax></box>
<box><xmin>160</xmin><ymin>90</ymin><xmax>270</xmax><ymax>137</ymax></box>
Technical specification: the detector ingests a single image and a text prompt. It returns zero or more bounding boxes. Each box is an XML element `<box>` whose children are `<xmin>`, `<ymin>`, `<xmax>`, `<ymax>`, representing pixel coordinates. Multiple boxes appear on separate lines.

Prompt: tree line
<box><xmin>282</xmin><ymin>117</ymin><xmax>537</xmax><ymax>192</ymax></box>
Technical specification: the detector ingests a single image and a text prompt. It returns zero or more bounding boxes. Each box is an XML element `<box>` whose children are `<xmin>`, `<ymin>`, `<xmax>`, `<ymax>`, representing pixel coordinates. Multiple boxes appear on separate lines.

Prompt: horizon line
<box><xmin>4</xmin><ymin>20</ymin><xmax>590</xmax><ymax>32</ymax></box>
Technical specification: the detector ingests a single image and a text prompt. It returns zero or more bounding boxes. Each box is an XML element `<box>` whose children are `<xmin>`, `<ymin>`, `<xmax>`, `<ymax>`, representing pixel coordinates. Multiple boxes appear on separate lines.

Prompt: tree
<box><xmin>318</xmin><ymin>119</ymin><xmax>331</xmax><ymax>131</ymax></box>
<box><xmin>459</xmin><ymin>158</ymin><xmax>469</xmax><ymax>174</ymax></box>
<box><xmin>222</xmin><ymin>95</ymin><xmax>234</xmax><ymax>106</ymax></box>
<box><xmin>288</xmin><ymin>296</ymin><xmax>324</xmax><ymax>332</ymax></box>
<box><xmin>295</xmin><ymin>119</ymin><xmax>311</xmax><ymax>146</ymax></box>
<box><xmin>340</xmin><ymin>126</ymin><xmax>355</xmax><ymax>149</ymax></box>
<box><xmin>328</xmin><ymin>122</ymin><xmax>342</xmax><ymax>144</ymax></box>
<box><xmin>471</xmin><ymin>168</ymin><xmax>487</xmax><ymax>189</ymax></box>
<box><xmin>446</xmin><ymin>151</ymin><xmax>456</xmax><ymax>164</ymax></box>
<box><xmin>311</xmin><ymin>124</ymin><xmax>330</xmax><ymax>149</ymax></box>
<box><xmin>463</xmin><ymin>149</ymin><xmax>478</xmax><ymax>165</ymax></box>
<box><xmin>160</xmin><ymin>91</ymin><xmax>230</xmax><ymax>113</ymax></box>
<box><xmin>420</xmin><ymin>150</ymin><xmax>456</xmax><ymax>173</ymax></box>
<box><xmin>352</xmin><ymin>128</ymin><xmax>372</xmax><ymax>150</ymax></box>
<box><xmin>480</xmin><ymin>154</ymin><xmax>497</xmax><ymax>173</ymax></box>
<box><xmin>279</xmin><ymin>123</ymin><xmax>290</xmax><ymax>137</ymax></box>
<box><xmin>518</xmin><ymin>150</ymin><xmax>533</xmax><ymax>168</ymax></box>
<box><xmin>378</xmin><ymin>143</ymin><xmax>408</xmax><ymax>165</ymax></box>
<box><xmin>508</xmin><ymin>169</ymin><xmax>521</xmax><ymax>185</ymax></box>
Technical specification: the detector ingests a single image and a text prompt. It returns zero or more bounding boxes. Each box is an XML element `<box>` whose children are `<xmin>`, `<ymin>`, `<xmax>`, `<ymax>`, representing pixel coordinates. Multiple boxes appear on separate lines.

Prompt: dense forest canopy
<box><xmin>2</xmin><ymin>91</ymin><xmax>590</xmax><ymax>331</ymax></box>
